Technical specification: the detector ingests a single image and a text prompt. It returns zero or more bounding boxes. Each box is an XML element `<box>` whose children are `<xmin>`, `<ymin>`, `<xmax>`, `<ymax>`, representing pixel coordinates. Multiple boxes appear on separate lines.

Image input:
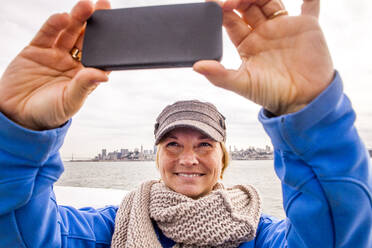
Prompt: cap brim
<box><xmin>155</xmin><ymin>119</ymin><xmax>224</xmax><ymax>145</ymax></box>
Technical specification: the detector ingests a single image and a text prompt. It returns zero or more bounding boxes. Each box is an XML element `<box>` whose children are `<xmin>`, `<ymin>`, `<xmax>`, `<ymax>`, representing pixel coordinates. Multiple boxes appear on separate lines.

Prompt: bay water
<box><xmin>56</xmin><ymin>160</ymin><xmax>285</xmax><ymax>219</ymax></box>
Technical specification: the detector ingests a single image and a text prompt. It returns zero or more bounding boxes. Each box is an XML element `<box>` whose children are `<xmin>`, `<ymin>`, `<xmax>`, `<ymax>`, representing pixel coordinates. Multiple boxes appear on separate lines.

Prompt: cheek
<box><xmin>158</xmin><ymin>152</ymin><xmax>173</xmax><ymax>177</ymax></box>
<box><xmin>215</xmin><ymin>149</ymin><xmax>225</xmax><ymax>177</ymax></box>
<box><xmin>204</xmin><ymin>152</ymin><xmax>223</xmax><ymax>177</ymax></box>
<box><xmin>214</xmin><ymin>159</ymin><xmax>223</xmax><ymax>178</ymax></box>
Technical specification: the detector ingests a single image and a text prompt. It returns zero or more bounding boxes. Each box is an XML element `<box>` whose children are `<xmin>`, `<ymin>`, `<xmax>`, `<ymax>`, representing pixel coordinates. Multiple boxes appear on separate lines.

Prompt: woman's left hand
<box><xmin>194</xmin><ymin>0</ymin><xmax>334</xmax><ymax>116</ymax></box>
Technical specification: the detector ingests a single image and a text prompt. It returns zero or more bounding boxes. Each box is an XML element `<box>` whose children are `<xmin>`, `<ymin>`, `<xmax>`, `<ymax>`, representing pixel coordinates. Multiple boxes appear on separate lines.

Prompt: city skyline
<box><xmin>66</xmin><ymin>144</ymin><xmax>274</xmax><ymax>161</ymax></box>
<box><xmin>1</xmin><ymin>1</ymin><xmax>372</xmax><ymax>160</ymax></box>
<box><xmin>67</xmin><ymin>144</ymin><xmax>274</xmax><ymax>161</ymax></box>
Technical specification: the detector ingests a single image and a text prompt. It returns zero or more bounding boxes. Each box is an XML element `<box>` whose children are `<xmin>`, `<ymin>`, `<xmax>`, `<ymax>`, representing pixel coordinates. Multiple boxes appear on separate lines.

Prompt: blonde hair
<box><xmin>219</xmin><ymin>142</ymin><xmax>229</xmax><ymax>179</ymax></box>
<box><xmin>156</xmin><ymin>142</ymin><xmax>230</xmax><ymax>179</ymax></box>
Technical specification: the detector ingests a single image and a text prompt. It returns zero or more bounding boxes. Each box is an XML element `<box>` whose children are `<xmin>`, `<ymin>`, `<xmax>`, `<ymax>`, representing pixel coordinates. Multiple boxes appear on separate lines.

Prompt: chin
<box><xmin>174</xmin><ymin>186</ymin><xmax>207</xmax><ymax>199</ymax></box>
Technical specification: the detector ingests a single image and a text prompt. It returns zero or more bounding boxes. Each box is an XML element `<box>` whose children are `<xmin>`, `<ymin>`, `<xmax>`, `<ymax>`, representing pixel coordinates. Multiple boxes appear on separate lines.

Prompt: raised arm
<box><xmin>0</xmin><ymin>0</ymin><xmax>110</xmax><ymax>131</ymax></box>
<box><xmin>257</xmin><ymin>72</ymin><xmax>372</xmax><ymax>247</ymax></box>
<box><xmin>195</xmin><ymin>0</ymin><xmax>372</xmax><ymax>247</ymax></box>
<box><xmin>194</xmin><ymin>0</ymin><xmax>333</xmax><ymax>116</ymax></box>
<box><xmin>0</xmin><ymin>1</ymin><xmax>119</xmax><ymax>247</ymax></box>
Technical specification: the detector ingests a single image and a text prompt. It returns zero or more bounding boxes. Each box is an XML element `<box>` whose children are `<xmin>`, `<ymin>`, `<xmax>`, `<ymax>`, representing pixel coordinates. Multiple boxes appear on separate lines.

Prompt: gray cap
<box><xmin>154</xmin><ymin>100</ymin><xmax>226</xmax><ymax>145</ymax></box>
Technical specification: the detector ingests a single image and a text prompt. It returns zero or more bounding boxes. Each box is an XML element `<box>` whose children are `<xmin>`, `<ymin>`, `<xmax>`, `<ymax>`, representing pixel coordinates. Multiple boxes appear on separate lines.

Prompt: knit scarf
<box><xmin>111</xmin><ymin>180</ymin><xmax>261</xmax><ymax>248</ymax></box>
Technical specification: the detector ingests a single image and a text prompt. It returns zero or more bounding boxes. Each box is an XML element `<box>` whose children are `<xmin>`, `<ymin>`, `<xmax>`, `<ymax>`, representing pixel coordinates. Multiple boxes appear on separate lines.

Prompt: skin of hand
<box><xmin>194</xmin><ymin>0</ymin><xmax>334</xmax><ymax>116</ymax></box>
<box><xmin>0</xmin><ymin>0</ymin><xmax>111</xmax><ymax>131</ymax></box>
<box><xmin>0</xmin><ymin>0</ymin><xmax>334</xmax><ymax>131</ymax></box>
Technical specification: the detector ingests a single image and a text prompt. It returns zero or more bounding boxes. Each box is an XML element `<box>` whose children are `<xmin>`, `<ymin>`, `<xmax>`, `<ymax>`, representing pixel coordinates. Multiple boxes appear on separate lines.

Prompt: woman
<box><xmin>110</xmin><ymin>100</ymin><xmax>262</xmax><ymax>247</ymax></box>
<box><xmin>0</xmin><ymin>0</ymin><xmax>371</xmax><ymax>247</ymax></box>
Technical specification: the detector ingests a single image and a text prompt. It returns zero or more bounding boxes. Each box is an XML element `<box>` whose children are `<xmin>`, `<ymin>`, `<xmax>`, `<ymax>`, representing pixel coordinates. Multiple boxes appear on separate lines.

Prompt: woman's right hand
<box><xmin>0</xmin><ymin>0</ymin><xmax>111</xmax><ymax>131</ymax></box>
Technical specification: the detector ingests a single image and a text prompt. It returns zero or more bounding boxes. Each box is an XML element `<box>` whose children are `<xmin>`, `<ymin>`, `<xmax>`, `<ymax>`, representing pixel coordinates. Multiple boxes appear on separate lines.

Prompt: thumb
<box><xmin>193</xmin><ymin>60</ymin><xmax>248</xmax><ymax>97</ymax></box>
<box><xmin>65</xmin><ymin>68</ymin><xmax>108</xmax><ymax>114</ymax></box>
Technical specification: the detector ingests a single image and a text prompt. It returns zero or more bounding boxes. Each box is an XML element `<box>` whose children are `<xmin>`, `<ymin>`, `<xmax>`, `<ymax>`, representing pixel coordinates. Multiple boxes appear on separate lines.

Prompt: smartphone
<box><xmin>81</xmin><ymin>2</ymin><xmax>223</xmax><ymax>70</ymax></box>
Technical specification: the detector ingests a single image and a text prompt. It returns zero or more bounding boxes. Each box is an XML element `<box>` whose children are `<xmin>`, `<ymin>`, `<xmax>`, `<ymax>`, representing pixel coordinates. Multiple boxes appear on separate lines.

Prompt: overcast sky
<box><xmin>1</xmin><ymin>0</ymin><xmax>371</xmax><ymax>160</ymax></box>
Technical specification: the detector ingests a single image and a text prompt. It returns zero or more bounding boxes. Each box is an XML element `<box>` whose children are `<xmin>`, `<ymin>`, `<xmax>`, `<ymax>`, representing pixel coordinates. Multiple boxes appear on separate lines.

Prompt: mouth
<box><xmin>175</xmin><ymin>173</ymin><xmax>205</xmax><ymax>178</ymax></box>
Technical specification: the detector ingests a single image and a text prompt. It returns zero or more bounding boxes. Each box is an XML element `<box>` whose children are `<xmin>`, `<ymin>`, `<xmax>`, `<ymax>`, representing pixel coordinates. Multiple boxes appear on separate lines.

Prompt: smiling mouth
<box><xmin>175</xmin><ymin>173</ymin><xmax>205</xmax><ymax>178</ymax></box>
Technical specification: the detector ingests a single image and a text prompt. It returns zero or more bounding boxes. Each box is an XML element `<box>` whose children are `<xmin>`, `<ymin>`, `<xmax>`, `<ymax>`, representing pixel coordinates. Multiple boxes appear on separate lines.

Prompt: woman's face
<box><xmin>157</xmin><ymin>127</ymin><xmax>223</xmax><ymax>199</ymax></box>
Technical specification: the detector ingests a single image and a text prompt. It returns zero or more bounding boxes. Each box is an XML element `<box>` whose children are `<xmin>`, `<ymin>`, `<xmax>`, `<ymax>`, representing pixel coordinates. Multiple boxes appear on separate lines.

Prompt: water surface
<box><xmin>57</xmin><ymin>160</ymin><xmax>285</xmax><ymax>219</ymax></box>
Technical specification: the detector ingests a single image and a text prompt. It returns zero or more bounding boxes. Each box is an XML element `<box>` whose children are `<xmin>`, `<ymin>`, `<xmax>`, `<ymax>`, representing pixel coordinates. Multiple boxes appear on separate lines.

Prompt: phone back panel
<box><xmin>82</xmin><ymin>2</ymin><xmax>223</xmax><ymax>70</ymax></box>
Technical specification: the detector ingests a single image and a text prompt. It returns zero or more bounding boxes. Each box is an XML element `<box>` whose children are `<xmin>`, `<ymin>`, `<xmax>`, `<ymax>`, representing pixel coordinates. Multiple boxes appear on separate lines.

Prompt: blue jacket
<box><xmin>0</xmin><ymin>72</ymin><xmax>371</xmax><ymax>247</ymax></box>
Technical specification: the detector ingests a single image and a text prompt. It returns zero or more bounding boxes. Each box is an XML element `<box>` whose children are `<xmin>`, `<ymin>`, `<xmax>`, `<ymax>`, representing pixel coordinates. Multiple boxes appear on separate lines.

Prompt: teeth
<box><xmin>177</xmin><ymin>173</ymin><xmax>202</xmax><ymax>178</ymax></box>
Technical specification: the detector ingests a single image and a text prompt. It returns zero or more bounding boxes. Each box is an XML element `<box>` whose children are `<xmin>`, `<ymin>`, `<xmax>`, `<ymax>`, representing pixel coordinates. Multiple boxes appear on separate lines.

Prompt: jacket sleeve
<box><xmin>257</xmin><ymin>72</ymin><xmax>372</xmax><ymax>248</ymax></box>
<box><xmin>0</xmin><ymin>113</ymin><xmax>117</xmax><ymax>248</ymax></box>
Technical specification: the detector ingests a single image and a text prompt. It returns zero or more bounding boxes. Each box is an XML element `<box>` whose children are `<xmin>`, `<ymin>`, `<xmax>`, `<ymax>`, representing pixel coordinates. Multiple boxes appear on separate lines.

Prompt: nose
<box><xmin>179</xmin><ymin>148</ymin><xmax>198</xmax><ymax>167</ymax></box>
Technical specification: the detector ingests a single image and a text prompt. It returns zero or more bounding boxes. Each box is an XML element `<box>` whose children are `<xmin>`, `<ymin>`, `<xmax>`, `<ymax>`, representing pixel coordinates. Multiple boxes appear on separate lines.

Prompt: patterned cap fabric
<box><xmin>154</xmin><ymin>100</ymin><xmax>226</xmax><ymax>144</ymax></box>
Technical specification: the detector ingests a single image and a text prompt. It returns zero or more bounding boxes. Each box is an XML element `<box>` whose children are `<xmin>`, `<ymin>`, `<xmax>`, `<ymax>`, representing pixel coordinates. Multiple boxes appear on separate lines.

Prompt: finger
<box><xmin>95</xmin><ymin>0</ymin><xmax>111</xmax><ymax>9</ymax></box>
<box><xmin>252</xmin><ymin>0</ymin><xmax>270</xmax><ymax>6</ymax></box>
<box><xmin>55</xmin><ymin>0</ymin><xmax>94</xmax><ymax>51</ymax></box>
<box><xmin>30</xmin><ymin>13</ymin><xmax>70</xmax><ymax>48</ymax></box>
<box><xmin>223</xmin><ymin>0</ymin><xmax>255</xmax><ymax>11</ymax></box>
<box><xmin>206</xmin><ymin>0</ymin><xmax>224</xmax><ymax>7</ymax></box>
<box><xmin>66</xmin><ymin>68</ymin><xmax>109</xmax><ymax>109</ymax></box>
<box><xmin>73</xmin><ymin>27</ymin><xmax>85</xmax><ymax>51</ymax></box>
<box><xmin>223</xmin><ymin>0</ymin><xmax>265</xmax><ymax>30</ymax></box>
<box><xmin>242</xmin><ymin>5</ymin><xmax>267</xmax><ymax>29</ymax></box>
<box><xmin>223</xmin><ymin>10</ymin><xmax>253</xmax><ymax>47</ymax></box>
<box><xmin>261</xmin><ymin>0</ymin><xmax>285</xmax><ymax>18</ymax></box>
<box><xmin>301</xmin><ymin>0</ymin><xmax>320</xmax><ymax>18</ymax></box>
<box><xmin>74</xmin><ymin>0</ymin><xmax>112</xmax><ymax>50</ymax></box>
<box><xmin>193</xmin><ymin>60</ymin><xmax>249</xmax><ymax>96</ymax></box>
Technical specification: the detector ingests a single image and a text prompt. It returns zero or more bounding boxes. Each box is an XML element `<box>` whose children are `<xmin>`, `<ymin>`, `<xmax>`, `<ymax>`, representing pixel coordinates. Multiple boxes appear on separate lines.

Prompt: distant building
<box><xmin>265</xmin><ymin>145</ymin><xmax>271</xmax><ymax>153</ymax></box>
<box><xmin>107</xmin><ymin>151</ymin><xmax>121</xmax><ymax>161</ymax></box>
<box><xmin>102</xmin><ymin>149</ymin><xmax>107</xmax><ymax>160</ymax></box>
<box><xmin>229</xmin><ymin>145</ymin><xmax>273</xmax><ymax>160</ymax></box>
<box><xmin>120</xmin><ymin>149</ymin><xmax>129</xmax><ymax>157</ymax></box>
<box><xmin>91</xmin><ymin>145</ymin><xmax>173</xmax><ymax>161</ymax></box>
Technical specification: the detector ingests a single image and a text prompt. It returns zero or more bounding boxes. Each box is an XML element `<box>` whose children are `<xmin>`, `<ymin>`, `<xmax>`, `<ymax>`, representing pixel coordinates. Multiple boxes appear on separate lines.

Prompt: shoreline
<box><xmin>64</xmin><ymin>158</ymin><xmax>275</xmax><ymax>162</ymax></box>
<box><xmin>64</xmin><ymin>148</ymin><xmax>372</xmax><ymax>163</ymax></box>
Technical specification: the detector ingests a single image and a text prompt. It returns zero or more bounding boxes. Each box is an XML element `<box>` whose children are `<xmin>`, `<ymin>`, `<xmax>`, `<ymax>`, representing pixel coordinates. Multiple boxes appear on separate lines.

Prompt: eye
<box><xmin>165</xmin><ymin>141</ymin><xmax>182</xmax><ymax>154</ymax></box>
<box><xmin>166</xmin><ymin>141</ymin><xmax>179</xmax><ymax>147</ymax></box>
<box><xmin>199</xmin><ymin>142</ymin><xmax>212</xmax><ymax>147</ymax></box>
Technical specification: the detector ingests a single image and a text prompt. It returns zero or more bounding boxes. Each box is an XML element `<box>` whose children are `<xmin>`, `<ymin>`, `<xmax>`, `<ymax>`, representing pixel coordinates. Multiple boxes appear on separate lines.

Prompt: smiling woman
<box><xmin>112</xmin><ymin>100</ymin><xmax>262</xmax><ymax>247</ymax></box>
<box><xmin>0</xmin><ymin>0</ymin><xmax>371</xmax><ymax>247</ymax></box>
<box><xmin>157</xmin><ymin>128</ymin><xmax>224</xmax><ymax>199</ymax></box>
<box><xmin>155</xmin><ymin>100</ymin><xmax>227</xmax><ymax>199</ymax></box>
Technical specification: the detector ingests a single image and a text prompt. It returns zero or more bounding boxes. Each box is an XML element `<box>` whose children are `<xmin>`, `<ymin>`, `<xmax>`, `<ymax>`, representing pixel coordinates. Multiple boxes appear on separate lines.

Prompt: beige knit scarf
<box><xmin>111</xmin><ymin>180</ymin><xmax>261</xmax><ymax>248</ymax></box>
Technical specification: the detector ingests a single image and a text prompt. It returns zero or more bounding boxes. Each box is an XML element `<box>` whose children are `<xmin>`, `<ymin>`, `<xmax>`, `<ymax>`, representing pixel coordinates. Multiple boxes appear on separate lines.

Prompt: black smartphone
<box><xmin>81</xmin><ymin>2</ymin><xmax>223</xmax><ymax>70</ymax></box>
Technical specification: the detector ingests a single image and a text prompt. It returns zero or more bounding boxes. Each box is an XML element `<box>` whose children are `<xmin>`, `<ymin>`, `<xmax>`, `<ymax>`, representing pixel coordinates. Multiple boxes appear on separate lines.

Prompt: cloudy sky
<box><xmin>1</xmin><ymin>0</ymin><xmax>371</xmax><ymax>160</ymax></box>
